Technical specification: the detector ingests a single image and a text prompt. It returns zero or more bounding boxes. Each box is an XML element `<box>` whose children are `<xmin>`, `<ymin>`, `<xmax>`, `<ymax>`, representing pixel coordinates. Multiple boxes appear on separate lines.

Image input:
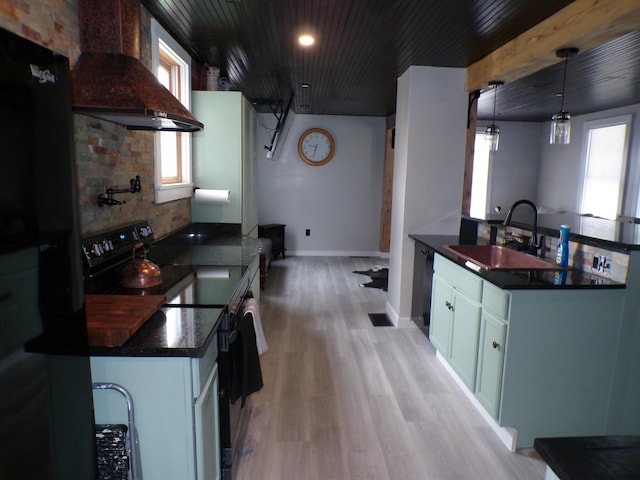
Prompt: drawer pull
<box><xmin>492</xmin><ymin>341</ymin><xmax>499</xmax><ymax>349</ymax></box>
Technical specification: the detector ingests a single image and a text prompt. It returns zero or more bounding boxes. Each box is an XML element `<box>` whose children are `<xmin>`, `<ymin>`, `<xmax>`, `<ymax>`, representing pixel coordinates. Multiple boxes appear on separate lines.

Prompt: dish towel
<box><xmin>230</xmin><ymin>312</ymin><xmax>264</xmax><ymax>407</ymax></box>
<box><xmin>243</xmin><ymin>298</ymin><xmax>268</xmax><ymax>355</ymax></box>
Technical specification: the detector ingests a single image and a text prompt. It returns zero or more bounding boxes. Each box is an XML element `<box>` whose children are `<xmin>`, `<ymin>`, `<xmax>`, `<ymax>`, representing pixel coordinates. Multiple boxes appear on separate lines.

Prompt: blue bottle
<box><xmin>555</xmin><ymin>225</ymin><xmax>570</xmax><ymax>267</ymax></box>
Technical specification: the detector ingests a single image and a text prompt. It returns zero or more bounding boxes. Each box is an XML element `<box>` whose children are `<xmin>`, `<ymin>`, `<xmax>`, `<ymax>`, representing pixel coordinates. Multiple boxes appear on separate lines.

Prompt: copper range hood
<box><xmin>71</xmin><ymin>0</ymin><xmax>203</xmax><ymax>132</ymax></box>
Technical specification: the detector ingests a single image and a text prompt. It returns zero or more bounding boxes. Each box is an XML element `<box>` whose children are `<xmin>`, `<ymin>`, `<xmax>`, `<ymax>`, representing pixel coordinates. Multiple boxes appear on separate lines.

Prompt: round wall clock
<box><xmin>297</xmin><ymin>128</ymin><xmax>335</xmax><ymax>166</ymax></box>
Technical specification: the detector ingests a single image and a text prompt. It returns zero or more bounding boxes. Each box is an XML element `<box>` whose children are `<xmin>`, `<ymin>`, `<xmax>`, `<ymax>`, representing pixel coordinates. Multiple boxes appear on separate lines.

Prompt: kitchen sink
<box><xmin>442</xmin><ymin>244</ymin><xmax>567</xmax><ymax>271</ymax></box>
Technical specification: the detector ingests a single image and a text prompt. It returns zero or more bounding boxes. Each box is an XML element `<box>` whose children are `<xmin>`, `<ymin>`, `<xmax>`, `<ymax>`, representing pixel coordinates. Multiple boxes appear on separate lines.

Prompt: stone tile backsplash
<box><xmin>488</xmin><ymin>224</ymin><xmax>629</xmax><ymax>284</ymax></box>
<box><xmin>1</xmin><ymin>2</ymin><xmax>193</xmax><ymax>239</ymax></box>
<box><xmin>478</xmin><ymin>222</ymin><xmax>628</xmax><ymax>283</ymax></box>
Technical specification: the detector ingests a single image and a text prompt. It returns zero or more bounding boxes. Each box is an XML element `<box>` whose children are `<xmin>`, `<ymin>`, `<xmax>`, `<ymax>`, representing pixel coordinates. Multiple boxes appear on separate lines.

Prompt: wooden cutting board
<box><xmin>85</xmin><ymin>294</ymin><xmax>166</xmax><ymax>347</ymax></box>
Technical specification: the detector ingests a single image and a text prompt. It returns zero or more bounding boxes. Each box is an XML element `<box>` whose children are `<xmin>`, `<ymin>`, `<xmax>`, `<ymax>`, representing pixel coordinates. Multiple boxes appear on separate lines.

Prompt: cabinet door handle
<box><xmin>492</xmin><ymin>341</ymin><xmax>499</xmax><ymax>349</ymax></box>
<box><xmin>445</xmin><ymin>301</ymin><xmax>453</xmax><ymax>311</ymax></box>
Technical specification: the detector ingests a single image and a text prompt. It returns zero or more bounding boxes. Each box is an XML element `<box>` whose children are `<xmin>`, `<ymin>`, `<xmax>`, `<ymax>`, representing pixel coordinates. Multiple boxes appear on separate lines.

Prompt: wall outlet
<box><xmin>592</xmin><ymin>253</ymin><xmax>612</xmax><ymax>275</ymax></box>
<box><xmin>305</xmin><ymin>229</ymin><xmax>310</xmax><ymax>236</ymax></box>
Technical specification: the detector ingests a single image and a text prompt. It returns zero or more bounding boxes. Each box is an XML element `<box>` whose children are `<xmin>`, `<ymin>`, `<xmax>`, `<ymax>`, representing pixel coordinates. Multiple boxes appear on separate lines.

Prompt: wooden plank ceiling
<box><xmin>141</xmin><ymin>0</ymin><xmax>640</xmax><ymax>121</ymax></box>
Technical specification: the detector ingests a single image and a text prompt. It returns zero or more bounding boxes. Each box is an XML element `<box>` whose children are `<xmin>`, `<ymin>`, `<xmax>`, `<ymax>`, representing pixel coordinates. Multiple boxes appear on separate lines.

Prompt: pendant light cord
<box><xmin>559</xmin><ymin>55</ymin><xmax>569</xmax><ymax>112</ymax></box>
<box><xmin>488</xmin><ymin>80</ymin><xmax>503</xmax><ymax>125</ymax></box>
<box><xmin>491</xmin><ymin>84</ymin><xmax>498</xmax><ymax>123</ymax></box>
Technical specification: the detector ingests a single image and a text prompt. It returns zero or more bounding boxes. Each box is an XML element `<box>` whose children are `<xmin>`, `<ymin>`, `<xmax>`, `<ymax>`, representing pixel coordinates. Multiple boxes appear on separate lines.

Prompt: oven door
<box><xmin>217</xmin><ymin>294</ymin><xmax>258</xmax><ymax>480</ymax></box>
<box><xmin>217</xmin><ymin>297</ymin><xmax>242</xmax><ymax>480</ymax></box>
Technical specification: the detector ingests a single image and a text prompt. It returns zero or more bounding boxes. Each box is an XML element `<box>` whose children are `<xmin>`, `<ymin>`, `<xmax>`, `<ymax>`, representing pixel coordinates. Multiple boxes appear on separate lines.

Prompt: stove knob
<box><xmin>138</xmin><ymin>225</ymin><xmax>153</xmax><ymax>238</ymax></box>
<box><xmin>91</xmin><ymin>243</ymin><xmax>102</xmax><ymax>257</ymax></box>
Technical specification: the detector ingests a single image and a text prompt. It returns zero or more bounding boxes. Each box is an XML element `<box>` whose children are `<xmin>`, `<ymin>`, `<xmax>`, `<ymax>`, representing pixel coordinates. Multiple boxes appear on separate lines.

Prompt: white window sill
<box><xmin>155</xmin><ymin>183</ymin><xmax>194</xmax><ymax>204</ymax></box>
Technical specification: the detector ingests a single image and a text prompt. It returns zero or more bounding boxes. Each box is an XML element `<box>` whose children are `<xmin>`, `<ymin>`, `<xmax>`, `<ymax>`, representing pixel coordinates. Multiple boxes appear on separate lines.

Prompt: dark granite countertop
<box><xmin>88</xmin><ymin>222</ymin><xmax>257</xmax><ymax>359</ymax></box>
<box><xmin>534</xmin><ymin>436</ymin><xmax>640</xmax><ymax>480</ymax></box>
<box><xmin>90</xmin><ymin>306</ymin><xmax>224</xmax><ymax>358</ymax></box>
<box><xmin>151</xmin><ymin>222</ymin><xmax>259</xmax><ymax>267</ymax></box>
<box><xmin>410</xmin><ymin>234</ymin><xmax>625</xmax><ymax>290</ymax></box>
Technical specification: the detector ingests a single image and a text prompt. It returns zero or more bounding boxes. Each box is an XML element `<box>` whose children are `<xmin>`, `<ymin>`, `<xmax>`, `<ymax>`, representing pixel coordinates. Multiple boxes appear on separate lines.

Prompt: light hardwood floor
<box><xmin>237</xmin><ymin>256</ymin><xmax>546</xmax><ymax>480</ymax></box>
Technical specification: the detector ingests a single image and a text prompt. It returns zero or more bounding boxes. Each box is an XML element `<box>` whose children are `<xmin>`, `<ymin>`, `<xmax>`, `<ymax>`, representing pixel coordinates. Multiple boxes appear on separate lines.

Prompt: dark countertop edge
<box><xmin>157</xmin><ymin>222</ymin><xmax>242</xmax><ymax>241</ymax></box>
<box><xmin>462</xmin><ymin>215</ymin><xmax>637</xmax><ymax>253</ymax></box>
<box><xmin>88</xmin><ymin>305</ymin><xmax>226</xmax><ymax>359</ymax></box>
<box><xmin>410</xmin><ymin>234</ymin><xmax>625</xmax><ymax>290</ymax></box>
<box><xmin>534</xmin><ymin>436</ymin><xmax>640</xmax><ymax>480</ymax></box>
<box><xmin>89</xmin><ymin>346</ymin><xmax>210</xmax><ymax>358</ymax></box>
<box><xmin>88</xmin><ymin>223</ymin><xmax>254</xmax><ymax>358</ymax></box>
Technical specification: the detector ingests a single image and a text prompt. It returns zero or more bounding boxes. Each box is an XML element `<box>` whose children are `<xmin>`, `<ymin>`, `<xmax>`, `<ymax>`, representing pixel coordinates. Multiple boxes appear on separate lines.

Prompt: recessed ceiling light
<box><xmin>298</xmin><ymin>35</ymin><xmax>314</xmax><ymax>46</ymax></box>
<box><xmin>301</xmin><ymin>83</ymin><xmax>310</xmax><ymax>88</ymax></box>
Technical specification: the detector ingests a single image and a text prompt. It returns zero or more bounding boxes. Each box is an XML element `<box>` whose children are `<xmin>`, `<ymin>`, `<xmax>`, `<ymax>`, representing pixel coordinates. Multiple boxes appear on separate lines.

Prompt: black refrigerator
<box><xmin>0</xmin><ymin>27</ymin><xmax>97</xmax><ymax>478</ymax></box>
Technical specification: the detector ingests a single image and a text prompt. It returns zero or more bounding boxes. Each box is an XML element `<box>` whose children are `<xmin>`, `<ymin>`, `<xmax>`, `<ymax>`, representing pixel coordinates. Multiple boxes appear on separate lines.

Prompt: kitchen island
<box><xmin>410</xmin><ymin>221</ymin><xmax>638</xmax><ymax>451</ymax></box>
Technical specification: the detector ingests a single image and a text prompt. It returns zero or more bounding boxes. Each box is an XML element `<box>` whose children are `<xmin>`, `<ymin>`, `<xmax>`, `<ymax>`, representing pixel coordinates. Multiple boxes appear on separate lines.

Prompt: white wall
<box><xmin>486</xmin><ymin>121</ymin><xmax>542</xmax><ymax>214</ymax></box>
<box><xmin>387</xmin><ymin>66</ymin><xmax>467</xmax><ymax>326</ymax></box>
<box><xmin>256</xmin><ymin>112</ymin><xmax>386</xmax><ymax>256</ymax></box>
<box><xmin>537</xmin><ymin>102</ymin><xmax>640</xmax><ymax>216</ymax></box>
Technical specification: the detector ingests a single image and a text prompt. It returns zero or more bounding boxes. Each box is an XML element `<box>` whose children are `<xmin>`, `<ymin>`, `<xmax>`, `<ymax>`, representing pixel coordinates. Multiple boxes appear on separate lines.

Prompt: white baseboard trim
<box><xmin>385</xmin><ymin>301</ymin><xmax>399</xmax><ymax>327</ymax></box>
<box><xmin>286</xmin><ymin>250</ymin><xmax>386</xmax><ymax>257</ymax></box>
<box><xmin>435</xmin><ymin>351</ymin><xmax>518</xmax><ymax>452</ymax></box>
<box><xmin>396</xmin><ymin>317</ymin><xmax>415</xmax><ymax>328</ymax></box>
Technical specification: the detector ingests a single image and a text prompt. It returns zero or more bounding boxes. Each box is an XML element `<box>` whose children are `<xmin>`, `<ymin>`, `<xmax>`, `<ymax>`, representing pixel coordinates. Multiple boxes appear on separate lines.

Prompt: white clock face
<box><xmin>302</xmin><ymin>132</ymin><xmax>331</xmax><ymax>160</ymax></box>
<box><xmin>298</xmin><ymin>129</ymin><xmax>335</xmax><ymax>165</ymax></box>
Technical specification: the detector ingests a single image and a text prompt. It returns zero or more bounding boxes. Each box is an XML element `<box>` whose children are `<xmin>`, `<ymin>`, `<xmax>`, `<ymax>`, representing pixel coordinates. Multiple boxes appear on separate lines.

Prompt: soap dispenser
<box><xmin>555</xmin><ymin>225</ymin><xmax>570</xmax><ymax>267</ymax></box>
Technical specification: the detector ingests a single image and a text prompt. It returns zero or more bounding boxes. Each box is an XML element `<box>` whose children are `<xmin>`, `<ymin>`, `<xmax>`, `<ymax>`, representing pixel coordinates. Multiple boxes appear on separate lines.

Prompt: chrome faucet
<box><xmin>503</xmin><ymin>199</ymin><xmax>544</xmax><ymax>256</ymax></box>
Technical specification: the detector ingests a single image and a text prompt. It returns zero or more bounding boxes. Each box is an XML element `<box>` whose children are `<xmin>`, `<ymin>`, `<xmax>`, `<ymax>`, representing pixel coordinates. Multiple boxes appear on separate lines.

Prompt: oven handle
<box><xmin>229</xmin><ymin>295</ymin><xmax>244</xmax><ymax>316</ymax></box>
<box><xmin>225</xmin><ymin>290</ymin><xmax>251</xmax><ymax>348</ymax></box>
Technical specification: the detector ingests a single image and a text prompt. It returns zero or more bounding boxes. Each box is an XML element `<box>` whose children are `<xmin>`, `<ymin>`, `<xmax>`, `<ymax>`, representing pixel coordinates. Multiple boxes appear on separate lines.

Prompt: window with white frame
<box><xmin>579</xmin><ymin>115</ymin><xmax>631</xmax><ymax>220</ymax></box>
<box><xmin>470</xmin><ymin>131</ymin><xmax>491</xmax><ymax>218</ymax></box>
<box><xmin>151</xmin><ymin>19</ymin><xmax>193</xmax><ymax>203</ymax></box>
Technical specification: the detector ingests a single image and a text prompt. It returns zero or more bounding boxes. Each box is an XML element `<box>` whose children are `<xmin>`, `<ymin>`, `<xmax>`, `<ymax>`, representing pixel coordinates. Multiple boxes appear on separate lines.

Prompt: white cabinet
<box><xmin>192</xmin><ymin>91</ymin><xmax>258</xmax><ymax>236</ymax></box>
<box><xmin>91</xmin><ymin>337</ymin><xmax>220</xmax><ymax>480</ymax></box>
<box><xmin>431</xmin><ymin>253</ymin><xmax>627</xmax><ymax>449</ymax></box>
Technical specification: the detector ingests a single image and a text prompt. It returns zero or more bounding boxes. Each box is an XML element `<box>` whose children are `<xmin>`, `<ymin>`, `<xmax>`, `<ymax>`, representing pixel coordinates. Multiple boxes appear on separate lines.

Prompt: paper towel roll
<box><xmin>193</xmin><ymin>188</ymin><xmax>230</xmax><ymax>204</ymax></box>
<box><xmin>196</xmin><ymin>268</ymin><xmax>230</xmax><ymax>279</ymax></box>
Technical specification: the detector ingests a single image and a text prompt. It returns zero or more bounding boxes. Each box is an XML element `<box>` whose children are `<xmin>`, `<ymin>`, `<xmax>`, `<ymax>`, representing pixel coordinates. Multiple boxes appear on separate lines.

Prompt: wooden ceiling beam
<box><xmin>466</xmin><ymin>0</ymin><xmax>640</xmax><ymax>92</ymax></box>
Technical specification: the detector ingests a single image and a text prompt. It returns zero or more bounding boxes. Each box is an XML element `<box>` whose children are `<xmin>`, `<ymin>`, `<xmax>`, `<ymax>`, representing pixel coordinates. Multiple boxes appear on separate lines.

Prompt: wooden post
<box><xmin>379</xmin><ymin>127</ymin><xmax>394</xmax><ymax>253</ymax></box>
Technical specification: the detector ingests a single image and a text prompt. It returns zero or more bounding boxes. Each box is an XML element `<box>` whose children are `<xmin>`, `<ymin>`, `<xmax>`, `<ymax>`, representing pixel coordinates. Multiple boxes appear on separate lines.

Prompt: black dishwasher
<box><xmin>411</xmin><ymin>244</ymin><xmax>434</xmax><ymax>337</ymax></box>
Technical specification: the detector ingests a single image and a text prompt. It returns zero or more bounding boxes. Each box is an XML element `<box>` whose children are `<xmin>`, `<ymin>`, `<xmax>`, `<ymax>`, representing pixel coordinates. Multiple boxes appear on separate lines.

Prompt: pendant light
<box><xmin>550</xmin><ymin>47</ymin><xmax>579</xmax><ymax>145</ymax></box>
<box><xmin>485</xmin><ymin>80</ymin><xmax>503</xmax><ymax>151</ymax></box>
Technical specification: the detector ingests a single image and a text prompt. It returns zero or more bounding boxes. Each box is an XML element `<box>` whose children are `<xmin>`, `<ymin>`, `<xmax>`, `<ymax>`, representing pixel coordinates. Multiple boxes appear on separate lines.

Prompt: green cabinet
<box><xmin>91</xmin><ymin>336</ymin><xmax>221</xmax><ymax>480</ymax></box>
<box><xmin>475</xmin><ymin>281</ymin><xmax>510</xmax><ymax>418</ymax></box>
<box><xmin>448</xmin><ymin>291</ymin><xmax>481</xmax><ymax>390</ymax></box>
<box><xmin>430</xmin><ymin>256</ymin><xmax>482</xmax><ymax>390</ymax></box>
<box><xmin>429</xmin><ymin>275</ymin><xmax>453</xmax><ymax>357</ymax></box>
<box><xmin>475</xmin><ymin>310</ymin><xmax>507</xmax><ymax>418</ymax></box>
<box><xmin>192</xmin><ymin>91</ymin><xmax>258</xmax><ymax>235</ymax></box>
<box><xmin>430</xmin><ymin>253</ymin><xmax>627</xmax><ymax>449</ymax></box>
